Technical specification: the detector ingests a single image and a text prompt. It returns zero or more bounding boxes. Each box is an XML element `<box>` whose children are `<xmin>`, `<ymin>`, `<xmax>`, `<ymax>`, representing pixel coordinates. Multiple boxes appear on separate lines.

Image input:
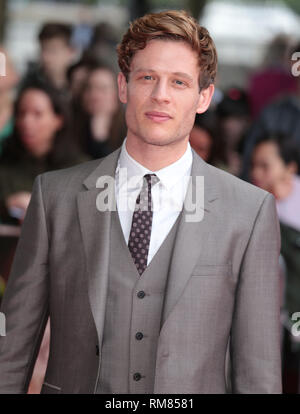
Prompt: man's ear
<box><xmin>196</xmin><ymin>84</ymin><xmax>215</xmax><ymax>114</ymax></box>
<box><xmin>118</xmin><ymin>72</ymin><xmax>128</xmax><ymax>104</ymax></box>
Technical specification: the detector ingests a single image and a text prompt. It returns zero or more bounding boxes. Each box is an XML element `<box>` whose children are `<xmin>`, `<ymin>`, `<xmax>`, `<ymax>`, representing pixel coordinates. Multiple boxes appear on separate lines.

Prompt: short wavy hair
<box><xmin>117</xmin><ymin>10</ymin><xmax>217</xmax><ymax>90</ymax></box>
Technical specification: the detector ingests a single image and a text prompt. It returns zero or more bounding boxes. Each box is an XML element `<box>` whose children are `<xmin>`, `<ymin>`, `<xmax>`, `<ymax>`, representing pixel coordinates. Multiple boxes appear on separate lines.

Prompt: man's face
<box><xmin>118</xmin><ymin>39</ymin><xmax>214</xmax><ymax>149</ymax></box>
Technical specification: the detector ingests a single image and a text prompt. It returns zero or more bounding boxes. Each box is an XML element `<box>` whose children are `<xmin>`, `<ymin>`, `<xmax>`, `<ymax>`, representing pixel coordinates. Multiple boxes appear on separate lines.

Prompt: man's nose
<box><xmin>150</xmin><ymin>79</ymin><xmax>171</xmax><ymax>104</ymax></box>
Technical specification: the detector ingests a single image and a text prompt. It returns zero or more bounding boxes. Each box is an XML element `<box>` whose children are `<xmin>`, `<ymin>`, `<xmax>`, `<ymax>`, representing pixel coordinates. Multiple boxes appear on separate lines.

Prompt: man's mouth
<box><xmin>145</xmin><ymin>111</ymin><xmax>172</xmax><ymax>122</ymax></box>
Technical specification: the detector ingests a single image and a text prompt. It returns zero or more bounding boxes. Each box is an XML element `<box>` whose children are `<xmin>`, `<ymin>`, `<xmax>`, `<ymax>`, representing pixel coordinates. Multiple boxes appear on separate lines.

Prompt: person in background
<box><xmin>189</xmin><ymin>111</ymin><xmax>227</xmax><ymax>168</ymax></box>
<box><xmin>0</xmin><ymin>48</ymin><xmax>19</xmax><ymax>155</ymax></box>
<box><xmin>75</xmin><ymin>61</ymin><xmax>126</xmax><ymax>159</ymax></box>
<box><xmin>0</xmin><ymin>81</ymin><xmax>88</xmax><ymax>224</ymax></box>
<box><xmin>241</xmin><ymin>41</ymin><xmax>300</xmax><ymax>182</ymax></box>
<box><xmin>250</xmin><ymin>133</ymin><xmax>300</xmax><ymax>393</ymax></box>
<box><xmin>250</xmin><ymin>134</ymin><xmax>300</xmax><ymax>228</ymax></box>
<box><xmin>216</xmin><ymin>87</ymin><xmax>250</xmax><ymax>177</ymax></box>
<box><xmin>67</xmin><ymin>56</ymin><xmax>93</xmax><ymax>100</ymax></box>
<box><xmin>66</xmin><ymin>54</ymin><xmax>105</xmax><ymax>109</ymax></box>
<box><xmin>20</xmin><ymin>23</ymin><xmax>77</xmax><ymax>98</ymax></box>
<box><xmin>88</xmin><ymin>22</ymin><xmax>120</xmax><ymax>72</ymax></box>
<box><xmin>248</xmin><ymin>34</ymin><xmax>297</xmax><ymax>120</ymax></box>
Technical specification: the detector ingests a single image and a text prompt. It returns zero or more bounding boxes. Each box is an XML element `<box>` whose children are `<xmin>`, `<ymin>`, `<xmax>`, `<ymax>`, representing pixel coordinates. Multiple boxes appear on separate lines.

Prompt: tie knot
<box><xmin>143</xmin><ymin>173</ymin><xmax>159</xmax><ymax>188</ymax></box>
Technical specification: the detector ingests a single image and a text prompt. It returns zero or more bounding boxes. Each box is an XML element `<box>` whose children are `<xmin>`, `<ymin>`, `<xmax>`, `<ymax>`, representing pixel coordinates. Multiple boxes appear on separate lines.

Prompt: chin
<box><xmin>141</xmin><ymin>132</ymin><xmax>184</xmax><ymax>147</ymax></box>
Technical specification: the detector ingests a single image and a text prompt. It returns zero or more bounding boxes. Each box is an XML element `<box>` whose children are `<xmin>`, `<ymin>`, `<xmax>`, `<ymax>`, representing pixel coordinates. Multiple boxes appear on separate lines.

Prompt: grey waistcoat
<box><xmin>96</xmin><ymin>209</ymin><xmax>181</xmax><ymax>394</ymax></box>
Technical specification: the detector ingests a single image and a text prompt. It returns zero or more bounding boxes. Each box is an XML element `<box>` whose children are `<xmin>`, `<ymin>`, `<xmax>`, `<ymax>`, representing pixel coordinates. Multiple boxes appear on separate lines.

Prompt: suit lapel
<box><xmin>77</xmin><ymin>149</ymin><xmax>121</xmax><ymax>344</ymax></box>
<box><xmin>160</xmin><ymin>150</ymin><xmax>219</xmax><ymax>330</ymax></box>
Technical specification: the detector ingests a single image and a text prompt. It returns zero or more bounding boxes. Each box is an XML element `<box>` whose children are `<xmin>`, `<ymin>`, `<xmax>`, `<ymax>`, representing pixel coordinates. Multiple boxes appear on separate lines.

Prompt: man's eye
<box><xmin>144</xmin><ymin>75</ymin><xmax>152</xmax><ymax>80</ymax></box>
<box><xmin>175</xmin><ymin>80</ymin><xmax>184</xmax><ymax>86</ymax></box>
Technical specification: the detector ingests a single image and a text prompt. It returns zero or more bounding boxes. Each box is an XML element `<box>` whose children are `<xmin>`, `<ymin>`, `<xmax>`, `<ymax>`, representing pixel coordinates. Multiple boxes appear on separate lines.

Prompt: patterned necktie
<box><xmin>128</xmin><ymin>173</ymin><xmax>159</xmax><ymax>275</ymax></box>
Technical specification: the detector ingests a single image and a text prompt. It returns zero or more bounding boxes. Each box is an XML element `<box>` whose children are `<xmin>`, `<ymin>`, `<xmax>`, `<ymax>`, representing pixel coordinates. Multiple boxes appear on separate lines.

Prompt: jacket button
<box><xmin>135</xmin><ymin>332</ymin><xmax>143</xmax><ymax>340</ymax></box>
<box><xmin>137</xmin><ymin>291</ymin><xmax>146</xmax><ymax>299</ymax></box>
<box><xmin>133</xmin><ymin>372</ymin><xmax>142</xmax><ymax>381</ymax></box>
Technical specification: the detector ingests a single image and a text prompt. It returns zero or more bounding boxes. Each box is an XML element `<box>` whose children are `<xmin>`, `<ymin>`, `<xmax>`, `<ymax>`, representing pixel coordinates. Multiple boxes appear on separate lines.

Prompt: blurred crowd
<box><xmin>0</xmin><ymin>21</ymin><xmax>300</xmax><ymax>393</ymax></box>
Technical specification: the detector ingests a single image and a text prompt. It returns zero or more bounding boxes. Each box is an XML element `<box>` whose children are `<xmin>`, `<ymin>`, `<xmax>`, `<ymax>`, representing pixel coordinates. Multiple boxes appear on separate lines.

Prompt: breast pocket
<box><xmin>191</xmin><ymin>263</ymin><xmax>231</xmax><ymax>277</ymax></box>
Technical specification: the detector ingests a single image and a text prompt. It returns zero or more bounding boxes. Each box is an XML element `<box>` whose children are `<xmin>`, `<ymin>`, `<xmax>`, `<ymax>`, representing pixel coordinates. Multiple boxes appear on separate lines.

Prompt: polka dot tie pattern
<box><xmin>128</xmin><ymin>173</ymin><xmax>160</xmax><ymax>275</ymax></box>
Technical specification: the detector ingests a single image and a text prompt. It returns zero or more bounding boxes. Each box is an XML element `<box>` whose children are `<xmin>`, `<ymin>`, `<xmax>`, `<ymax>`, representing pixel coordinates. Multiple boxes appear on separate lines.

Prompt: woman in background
<box><xmin>75</xmin><ymin>61</ymin><xmax>126</xmax><ymax>159</ymax></box>
<box><xmin>0</xmin><ymin>80</ymin><xmax>88</xmax><ymax>224</ymax></box>
<box><xmin>250</xmin><ymin>133</ymin><xmax>300</xmax><ymax>230</ymax></box>
<box><xmin>189</xmin><ymin>111</ymin><xmax>227</xmax><ymax>168</ymax></box>
<box><xmin>216</xmin><ymin>87</ymin><xmax>250</xmax><ymax>177</ymax></box>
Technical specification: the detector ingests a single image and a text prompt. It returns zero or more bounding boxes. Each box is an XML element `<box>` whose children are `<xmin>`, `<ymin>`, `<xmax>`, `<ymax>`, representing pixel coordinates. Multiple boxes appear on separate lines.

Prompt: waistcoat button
<box><xmin>135</xmin><ymin>332</ymin><xmax>144</xmax><ymax>340</ymax></box>
<box><xmin>137</xmin><ymin>291</ymin><xmax>146</xmax><ymax>299</ymax></box>
<box><xmin>133</xmin><ymin>372</ymin><xmax>142</xmax><ymax>381</ymax></box>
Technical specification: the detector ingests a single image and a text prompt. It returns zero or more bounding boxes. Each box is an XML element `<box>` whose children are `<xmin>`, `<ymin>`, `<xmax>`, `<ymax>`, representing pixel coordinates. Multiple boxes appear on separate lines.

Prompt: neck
<box><xmin>125</xmin><ymin>134</ymin><xmax>189</xmax><ymax>171</ymax></box>
<box><xmin>274</xmin><ymin>174</ymin><xmax>295</xmax><ymax>201</ymax></box>
<box><xmin>26</xmin><ymin>141</ymin><xmax>53</xmax><ymax>159</ymax></box>
<box><xmin>91</xmin><ymin>114</ymin><xmax>111</xmax><ymax>141</ymax></box>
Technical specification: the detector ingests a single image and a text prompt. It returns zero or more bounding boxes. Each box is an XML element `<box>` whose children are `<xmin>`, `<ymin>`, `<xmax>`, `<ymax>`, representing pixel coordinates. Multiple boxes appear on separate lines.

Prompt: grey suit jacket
<box><xmin>0</xmin><ymin>148</ymin><xmax>282</xmax><ymax>393</ymax></box>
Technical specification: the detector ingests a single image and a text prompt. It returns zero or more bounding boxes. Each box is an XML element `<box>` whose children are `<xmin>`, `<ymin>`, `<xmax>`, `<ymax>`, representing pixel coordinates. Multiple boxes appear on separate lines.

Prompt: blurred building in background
<box><xmin>201</xmin><ymin>0</ymin><xmax>300</xmax><ymax>89</ymax></box>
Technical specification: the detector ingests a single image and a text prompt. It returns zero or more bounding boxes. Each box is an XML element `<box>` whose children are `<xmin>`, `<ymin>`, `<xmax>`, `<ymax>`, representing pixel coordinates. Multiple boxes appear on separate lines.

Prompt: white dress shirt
<box><xmin>115</xmin><ymin>138</ymin><xmax>193</xmax><ymax>265</ymax></box>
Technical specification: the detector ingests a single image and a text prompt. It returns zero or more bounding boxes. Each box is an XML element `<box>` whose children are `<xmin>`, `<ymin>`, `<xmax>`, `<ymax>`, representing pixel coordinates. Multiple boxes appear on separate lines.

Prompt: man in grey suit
<box><xmin>0</xmin><ymin>10</ymin><xmax>282</xmax><ymax>393</ymax></box>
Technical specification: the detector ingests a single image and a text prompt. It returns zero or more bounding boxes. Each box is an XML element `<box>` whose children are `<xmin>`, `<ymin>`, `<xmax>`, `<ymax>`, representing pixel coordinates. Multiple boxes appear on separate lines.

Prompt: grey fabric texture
<box><xmin>0</xmin><ymin>148</ymin><xmax>282</xmax><ymax>393</ymax></box>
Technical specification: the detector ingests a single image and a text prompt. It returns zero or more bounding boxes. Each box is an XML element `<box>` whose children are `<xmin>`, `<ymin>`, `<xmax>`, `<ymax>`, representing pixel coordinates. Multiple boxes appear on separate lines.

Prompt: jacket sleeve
<box><xmin>0</xmin><ymin>174</ymin><xmax>49</xmax><ymax>393</ymax></box>
<box><xmin>230</xmin><ymin>192</ymin><xmax>282</xmax><ymax>393</ymax></box>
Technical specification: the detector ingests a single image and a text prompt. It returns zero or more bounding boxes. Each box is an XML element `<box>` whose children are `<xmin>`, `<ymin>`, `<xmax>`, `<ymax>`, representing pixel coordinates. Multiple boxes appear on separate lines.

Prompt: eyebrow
<box><xmin>133</xmin><ymin>68</ymin><xmax>194</xmax><ymax>83</ymax></box>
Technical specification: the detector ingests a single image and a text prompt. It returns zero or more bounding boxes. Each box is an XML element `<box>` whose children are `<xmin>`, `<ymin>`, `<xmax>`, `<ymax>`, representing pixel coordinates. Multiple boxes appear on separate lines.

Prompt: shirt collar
<box><xmin>116</xmin><ymin>137</ymin><xmax>193</xmax><ymax>190</ymax></box>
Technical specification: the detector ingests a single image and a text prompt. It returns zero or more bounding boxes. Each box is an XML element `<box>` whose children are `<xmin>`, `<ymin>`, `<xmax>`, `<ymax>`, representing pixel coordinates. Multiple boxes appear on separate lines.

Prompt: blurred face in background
<box><xmin>250</xmin><ymin>141</ymin><xmax>295</xmax><ymax>193</ymax></box>
<box><xmin>82</xmin><ymin>68</ymin><xmax>118</xmax><ymax>116</ymax></box>
<box><xmin>69</xmin><ymin>65</ymin><xmax>89</xmax><ymax>98</ymax></box>
<box><xmin>40</xmin><ymin>38</ymin><xmax>75</xmax><ymax>78</ymax></box>
<box><xmin>16</xmin><ymin>88</ymin><xmax>63</xmax><ymax>157</ymax></box>
<box><xmin>220</xmin><ymin>115</ymin><xmax>249</xmax><ymax>148</ymax></box>
<box><xmin>189</xmin><ymin>126</ymin><xmax>212</xmax><ymax>161</ymax></box>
